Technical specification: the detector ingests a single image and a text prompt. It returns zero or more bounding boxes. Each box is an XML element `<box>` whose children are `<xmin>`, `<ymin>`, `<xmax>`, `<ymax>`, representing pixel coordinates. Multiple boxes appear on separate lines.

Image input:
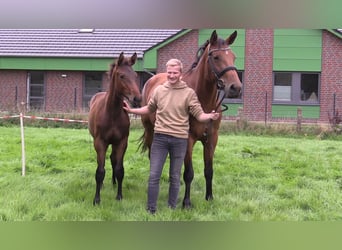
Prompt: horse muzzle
<box><xmin>226</xmin><ymin>82</ymin><xmax>242</xmax><ymax>98</ymax></box>
<box><xmin>132</xmin><ymin>96</ymin><xmax>142</xmax><ymax>108</ymax></box>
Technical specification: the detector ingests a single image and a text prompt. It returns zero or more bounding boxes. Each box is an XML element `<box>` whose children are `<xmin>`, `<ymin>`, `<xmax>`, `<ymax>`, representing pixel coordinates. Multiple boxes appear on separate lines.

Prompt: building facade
<box><xmin>0</xmin><ymin>29</ymin><xmax>341</xmax><ymax>124</ymax></box>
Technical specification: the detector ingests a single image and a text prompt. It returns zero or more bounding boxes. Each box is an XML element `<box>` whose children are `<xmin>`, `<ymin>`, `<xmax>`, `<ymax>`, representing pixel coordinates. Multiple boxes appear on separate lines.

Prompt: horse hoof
<box><xmin>182</xmin><ymin>200</ymin><xmax>192</xmax><ymax>209</ymax></box>
<box><xmin>93</xmin><ymin>198</ymin><xmax>101</xmax><ymax>205</ymax></box>
<box><xmin>116</xmin><ymin>195</ymin><xmax>123</xmax><ymax>201</ymax></box>
<box><xmin>205</xmin><ymin>195</ymin><xmax>214</xmax><ymax>201</ymax></box>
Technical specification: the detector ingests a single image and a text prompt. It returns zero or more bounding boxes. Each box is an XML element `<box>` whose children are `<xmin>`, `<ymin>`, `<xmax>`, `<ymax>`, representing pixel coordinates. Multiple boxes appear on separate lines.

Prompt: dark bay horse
<box><xmin>140</xmin><ymin>30</ymin><xmax>242</xmax><ymax>208</ymax></box>
<box><xmin>88</xmin><ymin>52</ymin><xmax>141</xmax><ymax>205</ymax></box>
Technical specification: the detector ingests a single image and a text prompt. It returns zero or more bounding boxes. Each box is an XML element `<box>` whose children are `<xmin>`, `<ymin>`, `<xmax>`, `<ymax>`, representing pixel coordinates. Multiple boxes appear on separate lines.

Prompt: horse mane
<box><xmin>107</xmin><ymin>61</ymin><xmax>117</xmax><ymax>80</ymax></box>
<box><xmin>186</xmin><ymin>40</ymin><xmax>210</xmax><ymax>73</ymax></box>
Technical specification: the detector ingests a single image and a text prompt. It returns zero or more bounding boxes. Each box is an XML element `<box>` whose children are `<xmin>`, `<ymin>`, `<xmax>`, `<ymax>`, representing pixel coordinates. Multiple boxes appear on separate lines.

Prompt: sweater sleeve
<box><xmin>147</xmin><ymin>86</ymin><xmax>159</xmax><ymax>113</ymax></box>
<box><xmin>188</xmin><ymin>89</ymin><xmax>204</xmax><ymax>119</ymax></box>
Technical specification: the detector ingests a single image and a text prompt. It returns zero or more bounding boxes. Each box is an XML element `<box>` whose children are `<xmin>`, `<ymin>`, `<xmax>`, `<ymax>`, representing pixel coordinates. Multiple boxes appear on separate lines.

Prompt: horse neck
<box><xmin>187</xmin><ymin>60</ymin><xmax>217</xmax><ymax>110</ymax></box>
<box><xmin>105</xmin><ymin>77</ymin><xmax>124</xmax><ymax>116</ymax></box>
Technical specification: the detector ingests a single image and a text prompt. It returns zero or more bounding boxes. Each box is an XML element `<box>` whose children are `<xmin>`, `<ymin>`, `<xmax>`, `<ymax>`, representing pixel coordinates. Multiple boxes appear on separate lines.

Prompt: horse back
<box><xmin>142</xmin><ymin>73</ymin><xmax>167</xmax><ymax>105</ymax></box>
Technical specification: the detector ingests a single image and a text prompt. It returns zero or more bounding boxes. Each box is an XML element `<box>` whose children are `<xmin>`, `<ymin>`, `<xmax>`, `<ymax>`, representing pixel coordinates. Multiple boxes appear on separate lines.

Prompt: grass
<box><xmin>0</xmin><ymin>124</ymin><xmax>342</xmax><ymax>221</ymax></box>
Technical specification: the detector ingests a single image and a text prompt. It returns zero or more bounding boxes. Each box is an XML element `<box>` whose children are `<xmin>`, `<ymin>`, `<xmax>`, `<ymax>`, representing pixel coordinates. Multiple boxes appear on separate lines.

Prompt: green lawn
<box><xmin>0</xmin><ymin>126</ymin><xmax>341</xmax><ymax>221</ymax></box>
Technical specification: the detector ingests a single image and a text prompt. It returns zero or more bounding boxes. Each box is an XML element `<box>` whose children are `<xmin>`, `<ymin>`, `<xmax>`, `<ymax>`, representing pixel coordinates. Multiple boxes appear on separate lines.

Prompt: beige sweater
<box><xmin>147</xmin><ymin>80</ymin><xmax>204</xmax><ymax>139</ymax></box>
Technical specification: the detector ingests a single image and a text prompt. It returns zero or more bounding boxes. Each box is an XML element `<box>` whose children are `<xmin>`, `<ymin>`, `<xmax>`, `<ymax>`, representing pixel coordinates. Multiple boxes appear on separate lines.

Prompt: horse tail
<box><xmin>137</xmin><ymin>132</ymin><xmax>147</xmax><ymax>153</ymax></box>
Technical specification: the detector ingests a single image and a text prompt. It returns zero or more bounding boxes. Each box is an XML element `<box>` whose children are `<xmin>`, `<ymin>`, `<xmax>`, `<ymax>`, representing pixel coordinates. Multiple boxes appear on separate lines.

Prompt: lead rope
<box><xmin>205</xmin><ymin>86</ymin><xmax>228</xmax><ymax>149</ymax></box>
<box><xmin>215</xmin><ymin>86</ymin><xmax>229</xmax><ymax>113</ymax></box>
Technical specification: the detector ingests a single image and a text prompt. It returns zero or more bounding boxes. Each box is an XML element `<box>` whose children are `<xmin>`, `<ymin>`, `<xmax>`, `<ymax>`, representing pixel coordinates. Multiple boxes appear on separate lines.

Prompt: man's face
<box><xmin>166</xmin><ymin>65</ymin><xmax>182</xmax><ymax>84</ymax></box>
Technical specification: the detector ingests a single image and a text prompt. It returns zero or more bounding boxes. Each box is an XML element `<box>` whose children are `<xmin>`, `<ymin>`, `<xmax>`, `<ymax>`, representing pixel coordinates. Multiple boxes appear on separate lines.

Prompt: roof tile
<box><xmin>0</xmin><ymin>29</ymin><xmax>181</xmax><ymax>58</ymax></box>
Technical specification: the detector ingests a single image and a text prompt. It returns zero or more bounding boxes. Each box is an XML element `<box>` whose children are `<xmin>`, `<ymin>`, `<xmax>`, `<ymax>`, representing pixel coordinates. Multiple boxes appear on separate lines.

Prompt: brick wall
<box><xmin>0</xmin><ymin>70</ymin><xmax>27</xmax><ymax>112</ymax></box>
<box><xmin>243</xmin><ymin>29</ymin><xmax>274</xmax><ymax>122</ymax></box>
<box><xmin>320</xmin><ymin>30</ymin><xmax>342</xmax><ymax>123</ymax></box>
<box><xmin>0</xmin><ymin>69</ymin><xmax>115</xmax><ymax>113</ymax></box>
<box><xmin>45</xmin><ymin>71</ymin><xmax>83</xmax><ymax>112</ymax></box>
<box><xmin>157</xmin><ymin>30</ymin><xmax>199</xmax><ymax>73</ymax></box>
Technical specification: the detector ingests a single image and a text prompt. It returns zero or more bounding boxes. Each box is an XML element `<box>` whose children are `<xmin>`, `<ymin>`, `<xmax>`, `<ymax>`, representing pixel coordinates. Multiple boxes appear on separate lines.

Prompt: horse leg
<box><xmin>110</xmin><ymin>146</ymin><xmax>117</xmax><ymax>185</ymax></box>
<box><xmin>182</xmin><ymin>138</ymin><xmax>195</xmax><ymax>209</ymax></box>
<box><xmin>93</xmin><ymin>139</ymin><xmax>108</xmax><ymax>205</ymax></box>
<box><xmin>203</xmin><ymin>145</ymin><xmax>213</xmax><ymax>201</ymax></box>
<box><xmin>110</xmin><ymin>140</ymin><xmax>127</xmax><ymax>200</ymax></box>
<box><xmin>203</xmin><ymin>132</ymin><xmax>218</xmax><ymax>201</ymax></box>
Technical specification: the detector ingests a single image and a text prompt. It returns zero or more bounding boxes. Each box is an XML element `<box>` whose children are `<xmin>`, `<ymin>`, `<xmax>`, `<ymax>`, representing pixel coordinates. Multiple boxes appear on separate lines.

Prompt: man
<box><xmin>123</xmin><ymin>58</ymin><xmax>219</xmax><ymax>214</ymax></box>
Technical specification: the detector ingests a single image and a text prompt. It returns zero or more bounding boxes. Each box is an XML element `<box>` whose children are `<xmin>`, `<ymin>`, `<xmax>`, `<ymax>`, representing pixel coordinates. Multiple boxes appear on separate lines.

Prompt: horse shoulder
<box><xmin>89</xmin><ymin>92</ymin><xmax>106</xmax><ymax>109</ymax></box>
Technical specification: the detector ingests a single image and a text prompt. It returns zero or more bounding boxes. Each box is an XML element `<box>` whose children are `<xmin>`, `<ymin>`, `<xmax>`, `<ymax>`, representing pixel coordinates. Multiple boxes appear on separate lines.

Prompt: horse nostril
<box><xmin>227</xmin><ymin>83</ymin><xmax>242</xmax><ymax>98</ymax></box>
<box><xmin>229</xmin><ymin>84</ymin><xmax>237</xmax><ymax>93</ymax></box>
<box><xmin>133</xmin><ymin>96</ymin><xmax>142</xmax><ymax>103</ymax></box>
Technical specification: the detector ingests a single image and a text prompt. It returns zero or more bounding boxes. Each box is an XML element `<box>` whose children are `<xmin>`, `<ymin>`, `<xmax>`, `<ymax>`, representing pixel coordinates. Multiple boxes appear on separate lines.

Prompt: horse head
<box><xmin>206</xmin><ymin>30</ymin><xmax>242</xmax><ymax>99</ymax></box>
<box><xmin>110</xmin><ymin>52</ymin><xmax>142</xmax><ymax>107</ymax></box>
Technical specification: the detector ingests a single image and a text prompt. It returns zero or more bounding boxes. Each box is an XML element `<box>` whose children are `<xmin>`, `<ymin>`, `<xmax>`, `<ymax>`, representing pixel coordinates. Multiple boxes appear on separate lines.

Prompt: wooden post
<box><xmin>236</xmin><ymin>107</ymin><xmax>243</xmax><ymax>130</ymax></box>
<box><xmin>19</xmin><ymin>102</ymin><xmax>26</xmax><ymax>176</ymax></box>
<box><xmin>297</xmin><ymin>107</ymin><xmax>302</xmax><ymax>132</ymax></box>
<box><xmin>265</xmin><ymin>91</ymin><xmax>268</xmax><ymax>126</ymax></box>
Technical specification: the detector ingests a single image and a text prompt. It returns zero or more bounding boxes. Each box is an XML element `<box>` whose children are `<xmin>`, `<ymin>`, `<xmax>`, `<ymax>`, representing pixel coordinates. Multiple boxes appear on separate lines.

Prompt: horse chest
<box><xmin>98</xmin><ymin>116</ymin><xmax>129</xmax><ymax>140</ymax></box>
<box><xmin>190</xmin><ymin>120</ymin><xmax>208</xmax><ymax>138</ymax></box>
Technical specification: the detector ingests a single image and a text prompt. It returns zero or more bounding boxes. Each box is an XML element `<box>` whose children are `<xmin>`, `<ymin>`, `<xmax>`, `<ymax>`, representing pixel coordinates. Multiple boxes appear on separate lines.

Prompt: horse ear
<box><xmin>117</xmin><ymin>52</ymin><xmax>125</xmax><ymax>65</ymax></box>
<box><xmin>226</xmin><ymin>30</ymin><xmax>237</xmax><ymax>45</ymax></box>
<box><xmin>130</xmin><ymin>52</ymin><xmax>137</xmax><ymax>65</ymax></box>
<box><xmin>209</xmin><ymin>30</ymin><xmax>218</xmax><ymax>44</ymax></box>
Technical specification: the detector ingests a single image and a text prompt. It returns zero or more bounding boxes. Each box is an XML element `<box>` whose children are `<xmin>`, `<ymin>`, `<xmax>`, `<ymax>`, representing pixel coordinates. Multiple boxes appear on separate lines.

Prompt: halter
<box><xmin>207</xmin><ymin>46</ymin><xmax>237</xmax><ymax>112</ymax></box>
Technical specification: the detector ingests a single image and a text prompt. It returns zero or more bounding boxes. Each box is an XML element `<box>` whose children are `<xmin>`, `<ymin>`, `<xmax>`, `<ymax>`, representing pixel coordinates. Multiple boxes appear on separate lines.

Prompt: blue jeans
<box><xmin>147</xmin><ymin>133</ymin><xmax>188</xmax><ymax>211</ymax></box>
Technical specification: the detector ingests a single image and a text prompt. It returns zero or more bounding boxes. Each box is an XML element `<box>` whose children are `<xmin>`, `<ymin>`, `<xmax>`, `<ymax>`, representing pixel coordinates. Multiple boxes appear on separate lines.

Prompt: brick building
<box><xmin>0</xmin><ymin>29</ymin><xmax>341</xmax><ymax>124</ymax></box>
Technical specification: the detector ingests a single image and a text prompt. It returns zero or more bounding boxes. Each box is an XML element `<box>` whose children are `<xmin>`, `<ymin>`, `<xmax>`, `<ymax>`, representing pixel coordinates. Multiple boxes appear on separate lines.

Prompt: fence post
<box><xmin>15</xmin><ymin>86</ymin><xmax>18</xmax><ymax>109</ymax></box>
<box><xmin>297</xmin><ymin>107</ymin><xmax>302</xmax><ymax>132</ymax></box>
<box><xmin>19</xmin><ymin>102</ymin><xmax>26</xmax><ymax>176</ymax></box>
<box><xmin>236</xmin><ymin>107</ymin><xmax>243</xmax><ymax>130</ymax></box>
<box><xmin>74</xmin><ymin>87</ymin><xmax>77</xmax><ymax>111</ymax></box>
<box><xmin>265</xmin><ymin>91</ymin><xmax>268</xmax><ymax>126</ymax></box>
<box><xmin>333</xmin><ymin>93</ymin><xmax>336</xmax><ymax>118</ymax></box>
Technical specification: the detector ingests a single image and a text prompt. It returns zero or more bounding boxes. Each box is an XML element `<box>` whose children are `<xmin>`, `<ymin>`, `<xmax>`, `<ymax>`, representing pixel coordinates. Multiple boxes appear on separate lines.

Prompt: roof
<box><xmin>0</xmin><ymin>29</ymin><xmax>182</xmax><ymax>58</ymax></box>
<box><xmin>327</xmin><ymin>29</ymin><xmax>342</xmax><ymax>40</ymax></box>
<box><xmin>337</xmin><ymin>29</ymin><xmax>342</xmax><ymax>37</ymax></box>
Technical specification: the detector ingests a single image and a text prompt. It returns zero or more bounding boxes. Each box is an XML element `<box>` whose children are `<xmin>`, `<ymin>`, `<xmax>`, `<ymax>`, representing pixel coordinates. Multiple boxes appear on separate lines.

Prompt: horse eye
<box><xmin>213</xmin><ymin>55</ymin><xmax>219</xmax><ymax>60</ymax></box>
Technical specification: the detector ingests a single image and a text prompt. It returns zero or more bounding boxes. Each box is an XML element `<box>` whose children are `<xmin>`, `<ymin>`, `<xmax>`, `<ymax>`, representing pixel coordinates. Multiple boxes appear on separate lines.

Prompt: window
<box><xmin>83</xmin><ymin>72</ymin><xmax>103</xmax><ymax>108</ymax></box>
<box><xmin>300</xmin><ymin>74</ymin><xmax>319</xmax><ymax>102</ymax></box>
<box><xmin>28</xmin><ymin>71</ymin><xmax>45</xmax><ymax>110</ymax></box>
<box><xmin>274</xmin><ymin>73</ymin><xmax>292</xmax><ymax>101</ymax></box>
<box><xmin>237</xmin><ymin>71</ymin><xmax>243</xmax><ymax>85</ymax></box>
<box><xmin>273</xmin><ymin>72</ymin><xmax>320</xmax><ymax>104</ymax></box>
<box><xmin>140</xmin><ymin>71</ymin><xmax>155</xmax><ymax>90</ymax></box>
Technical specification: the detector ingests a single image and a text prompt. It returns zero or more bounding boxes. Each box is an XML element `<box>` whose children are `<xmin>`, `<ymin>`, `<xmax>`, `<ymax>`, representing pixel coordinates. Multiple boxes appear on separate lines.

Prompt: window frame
<box><xmin>272</xmin><ymin>71</ymin><xmax>320</xmax><ymax>105</ymax></box>
<box><xmin>28</xmin><ymin>71</ymin><xmax>45</xmax><ymax>111</ymax></box>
